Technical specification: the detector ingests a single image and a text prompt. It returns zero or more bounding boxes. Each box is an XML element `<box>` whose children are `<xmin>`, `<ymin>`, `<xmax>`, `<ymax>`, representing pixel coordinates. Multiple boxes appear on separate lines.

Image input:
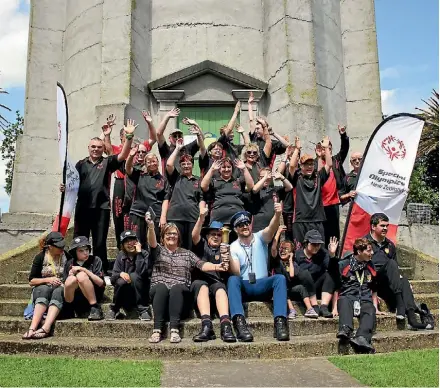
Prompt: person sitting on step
<box><xmin>294</xmin><ymin>230</ymin><xmax>339</xmax><ymax>318</ymax></box>
<box><xmin>270</xmin><ymin>226</ymin><xmax>319</xmax><ymax>319</ymax></box>
<box><xmin>146</xmin><ymin>215</ymin><xmax>229</xmax><ymax>344</ymax></box>
<box><xmin>336</xmin><ymin>238</ymin><xmax>379</xmax><ymax>354</ymax></box>
<box><xmin>227</xmin><ymin>204</ymin><xmax>290</xmax><ymax>343</ymax></box>
<box><xmin>190</xmin><ymin>207</ymin><xmax>236</xmax><ymax>343</ymax></box>
<box><xmin>63</xmin><ymin>236</ymin><xmax>105</xmax><ymax>321</ymax></box>
<box><xmin>107</xmin><ymin>230</ymin><xmax>151</xmax><ymax>321</ymax></box>
<box><xmin>365</xmin><ymin>213</ymin><xmax>433</xmax><ymax>330</ymax></box>
<box><xmin>22</xmin><ymin>232</ymin><xmax>68</xmax><ymax>340</ymax></box>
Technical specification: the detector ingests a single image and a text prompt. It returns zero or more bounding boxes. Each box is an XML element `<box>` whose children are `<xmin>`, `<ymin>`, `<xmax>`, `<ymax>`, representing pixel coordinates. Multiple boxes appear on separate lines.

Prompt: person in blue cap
<box><xmin>190</xmin><ymin>206</ymin><xmax>236</xmax><ymax>342</ymax></box>
<box><xmin>227</xmin><ymin>202</ymin><xmax>290</xmax><ymax>342</ymax></box>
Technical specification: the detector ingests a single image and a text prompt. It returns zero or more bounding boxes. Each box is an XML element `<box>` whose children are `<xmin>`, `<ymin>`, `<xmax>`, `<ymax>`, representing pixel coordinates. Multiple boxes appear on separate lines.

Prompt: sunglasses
<box><xmin>137</xmin><ymin>150</ymin><xmax>147</xmax><ymax>154</ymax></box>
<box><xmin>246</xmin><ymin>151</ymin><xmax>258</xmax><ymax>155</ymax></box>
<box><xmin>236</xmin><ymin>221</ymin><xmax>250</xmax><ymax>228</ymax></box>
<box><xmin>208</xmin><ymin>232</ymin><xmax>222</xmax><ymax>238</ymax></box>
<box><xmin>351</xmin><ymin>158</ymin><xmax>362</xmax><ymax>162</ymax></box>
<box><xmin>171</xmin><ymin>133</ymin><xmax>183</xmax><ymax>139</ymax></box>
<box><xmin>165</xmin><ymin>232</ymin><xmax>179</xmax><ymax>236</ymax></box>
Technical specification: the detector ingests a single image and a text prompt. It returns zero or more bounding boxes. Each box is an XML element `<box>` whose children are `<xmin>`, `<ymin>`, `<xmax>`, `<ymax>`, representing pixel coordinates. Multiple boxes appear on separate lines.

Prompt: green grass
<box><xmin>329</xmin><ymin>349</ymin><xmax>439</xmax><ymax>387</ymax></box>
<box><xmin>0</xmin><ymin>355</ymin><xmax>162</xmax><ymax>387</ymax></box>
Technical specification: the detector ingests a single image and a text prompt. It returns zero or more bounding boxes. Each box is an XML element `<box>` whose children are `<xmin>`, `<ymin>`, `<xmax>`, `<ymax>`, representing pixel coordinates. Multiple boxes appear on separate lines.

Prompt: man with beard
<box><xmin>365</xmin><ymin>213</ymin><xmax>432</xmax><ymax>330</ymax></box>
<box><xmin>340</xmin><ymin>151</ymin><xmax>362</xmax><ymax>205</ymax></box>
<box><xmin>288</xmin><ymin>136</ymin><xmax>332</xmax><ymax>249</ymax></box>
<box><xmin>190</xmin><ymin>207</ymin><xmax>236</xmax><ymax>342</ymax></box>
<box><xmin>64</xmin><ymin>120</ymin><xmax>136</xmax><ymax>273</ymax></box>
<box><xmin>227</xmin><ymin>202</ymin><xmax>289</xmax><ymax>342</ymax></box>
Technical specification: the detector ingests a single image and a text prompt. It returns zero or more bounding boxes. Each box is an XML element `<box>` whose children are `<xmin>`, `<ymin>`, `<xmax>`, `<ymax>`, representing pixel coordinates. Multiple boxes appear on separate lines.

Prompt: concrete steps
<box><xmin>0</xmin><ymin>330</ymin><xmax>437</xmax><ymax>360</ymax></box>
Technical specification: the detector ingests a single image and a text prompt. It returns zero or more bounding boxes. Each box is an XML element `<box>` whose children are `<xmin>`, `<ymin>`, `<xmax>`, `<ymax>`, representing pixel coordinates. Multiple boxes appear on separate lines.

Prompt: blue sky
<box><xmin>0</xmin><ymin>0</ymin><xmax>439</xmax><ymax>213</ymax></box>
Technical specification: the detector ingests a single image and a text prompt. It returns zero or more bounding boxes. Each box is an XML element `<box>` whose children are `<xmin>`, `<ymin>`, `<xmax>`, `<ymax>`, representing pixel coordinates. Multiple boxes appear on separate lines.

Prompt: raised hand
<box><xmin>212</xmin><ymin>160</ymin><xmax>222</xmax><ymax>171</ymax></box>
<box><xmin>274</xmin><ymin>201</ymin><xmax>282</xmax><ymax>214</ymax></box>
<box><xmin>142</xmin><ymin>110</ymin><xmax>153</xmax><ymax>123</ymax></box>
<box><xmin>167</xmin><ymin>108</ymin><xmax>180</xmax><ymax>118</ymax></box>
<box><xmin>129</xmin><ymin>145</ymin><xmax>139</xmax><ymax>157</ymax></box>
<box><xmin>234</xmin><ymin>159</ymin><xmax>246</xmax><ymax>170</ymax></box>
<box><xmin>338</xmin><ymin>124</ymin><xmax>346</xmax><ymax>134</ymax></box>
<box><xmin>102</xmin><ymin>114</ymin><xmax>116</xmax><ymax>135</ymax></box>
<box><xmin>182</xmin><ymin>117</ymin><xmax>197</xmax><ymax>126</ymax></box>
<box><xmin>124</xmin><ymin>119</ymin><xmax>138</xmax><ymax>135</ymax></box>
<box><xmin>135</xmin><ymin>242</ymin><xmax>142</xmax><ymax>253</ymax></box>
<box><xmin>145</xmin><ymin>211</ymin><xmax>154</xmax><ymax>226</ymax></box>
<box><xmin>200</xmin><ymin>205</ymin><xmax>209</xmax><ymax>219</ymax></box>
<box><xmin>277</xmin><ymin>225</ymin><xmax>287</xmax><ymax>235</ymax></box>
<box><xmin>321</xmin><ymin>135</ymin><xmax>330</xmax><ymax>148</ymax></box>
<box><xmin>264</xmin><ymin>170</ymin><xmax>272</xmax><ymax>181</ymax></box>
<box><xmin>286</xmin><ymin>144</ymin><xmax>295</xmax><ymax>158</ymax></box>
<box><xmin>274</xmin><ymin>171</ymin><xmax>284</xmax><ymax>181</ymax></box>
<box><xmin>256</xmin><ymin>117</ymin><xmax>268</xmax><ymax>129</ymax></box>
<box><xmin>294</xmin><ymin>136</ymin><xmax>301</xmax><ymax>149</ymax></box>
<box><xmin>248</xmin><ymin>91</ymin><xmax>254</xmax><ymax>104</ymax></box>
<box><xmin>175</xmin><ymin>138</ymin><xmax>185</xmax><ymax>150</ymax></box>
<box><xmin>328</xmin><ymin>236</ymin><xmax>339</xmax><ymax>256</ymax></box>
<box><xmin>189</xmin><ymin>125</ymin><xmax>201</xmax><ymax>136</ymax></box>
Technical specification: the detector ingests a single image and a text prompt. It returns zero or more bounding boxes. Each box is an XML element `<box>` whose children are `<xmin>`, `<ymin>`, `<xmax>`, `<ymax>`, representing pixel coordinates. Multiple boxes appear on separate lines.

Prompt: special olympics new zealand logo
<box><xmin>381</xmin><ymin>135</ymin><xmax>406</xmax><ymax>161</ymax></box>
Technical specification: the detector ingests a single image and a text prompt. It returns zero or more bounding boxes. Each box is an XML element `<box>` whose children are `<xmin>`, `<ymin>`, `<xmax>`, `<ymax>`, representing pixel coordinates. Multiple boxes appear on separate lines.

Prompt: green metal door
<box><xmin>177</xmin><ymin>106</ymin><xmax>240</xmax><ymax>175</ymax></box>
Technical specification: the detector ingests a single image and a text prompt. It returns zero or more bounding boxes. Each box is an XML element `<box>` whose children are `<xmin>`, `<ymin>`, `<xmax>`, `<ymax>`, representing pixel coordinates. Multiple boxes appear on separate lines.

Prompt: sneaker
<box><xmin>106</xmin><ymin>309</ymin><xmax>124</xmax><ymax>320</ymax></box>
<box><xmin>304</xmin><ymin>308</ymin><xmax>319</xmax><ymax>319</ymax></box>
<box><xmin>88</xmin><ymin>306</ymin><xmax>104</xmax><ymax>321</ymax></box>
<box><xmin>139</xmin><ymin>310</ymin><xmax>152</xmax><ymax>321</ymax></box>
<box><xmin>320</xmin><ymin>305</ymin><xmax>333</xmax><ymax>318</ymax></box>
<box><xmin>288</xmin><ymin>309</ymin><xmax>297</xmax><ymax>320</ymax></box>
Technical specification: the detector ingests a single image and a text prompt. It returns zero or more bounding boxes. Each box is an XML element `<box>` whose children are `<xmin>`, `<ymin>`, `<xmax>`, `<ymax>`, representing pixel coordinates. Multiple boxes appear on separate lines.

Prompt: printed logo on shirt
<box><xmin>193</xmin><ymin>181</ymin><xmax>199</xmax><ymax>189</ymax></box>
<box><xmin>156</xmin><ymin>178</ymin><xmax>164</xmax><ymax>189</ymax></box>
<box><xmin>97</xmin><ymin>163</ymin><xmax>104</xmax><ymax>170</ymax></box>
<box><xmin>232</xmin><ymin>180</ymin><xmax>240</xmax><ymax>189</ymax></box>
<box><xmin>350</xmin><ymin>275</ymin><xmax>356</xmax><ymax>281</ymax></box>
<box><xmin>366</xmin><ymin>274</ymin><xmax>372</xmax><ymax>283</ymax></box>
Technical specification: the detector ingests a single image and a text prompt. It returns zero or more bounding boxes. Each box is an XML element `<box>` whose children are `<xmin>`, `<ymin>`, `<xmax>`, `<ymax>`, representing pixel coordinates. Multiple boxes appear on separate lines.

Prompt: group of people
<box><xmin>22</xmin><ymin>93</ymin><xmax>434</xmax><ymax>354</ymax></box>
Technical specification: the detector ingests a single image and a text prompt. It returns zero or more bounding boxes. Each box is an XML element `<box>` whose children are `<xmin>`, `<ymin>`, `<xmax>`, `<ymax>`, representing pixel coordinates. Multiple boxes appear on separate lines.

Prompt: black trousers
<box><xmin>323</xmin><ymin>204</ymin><xmax>340</xmax><ymax>246</ymax></box>
<box><xmin>292</xmin><ymin>222</ymin><xmax>325</xmax><ymax>250</ymax></box>
<box><xmin>149</xmin><ymin>283</ymin><xmax>191</xmax><ymax>330</ymax></box>
<box><xmin>112</xmin><ymin>273</ymin><xmax>149</xmax><ymax>313</ymax></box>
<box><xmin>112</xmin><ymin>178</ymin><xmax>126</xmax><ymax>250</ymax></box>
<box><xmin>299</xmin><ymin>270</ymin><xmax>337</xmax><ymax>298</ymax></box>
<box><xmin>74</xmin><ymin>207</ymin><xmax>110</xmax><ymax>272</ymax></box>
<box><xmin>171</xmin><ymin>221</ymin><xmax>196</xmax><ymax>251</ymax></box>
<box><xmin>338</xmin><ymin>297</ymin><xmax>376</xmax><ymax>342</ymax></box>
<box><xmin>376</xmin><ymin>260</ymin><xmax>417</xmax><ymax>312</ymax></box>
<box><xmin>130</xmin><ymin>214</ymin><xmax>160</xmax><ymax>250</ymax></box>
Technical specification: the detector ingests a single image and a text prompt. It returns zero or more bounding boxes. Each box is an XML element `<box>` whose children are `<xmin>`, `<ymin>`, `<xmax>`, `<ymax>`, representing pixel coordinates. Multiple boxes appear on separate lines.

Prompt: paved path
<box><xmin>161</xmin><ymin>358</ymin><xmax>364</xmax><ymax>387</ymax></box>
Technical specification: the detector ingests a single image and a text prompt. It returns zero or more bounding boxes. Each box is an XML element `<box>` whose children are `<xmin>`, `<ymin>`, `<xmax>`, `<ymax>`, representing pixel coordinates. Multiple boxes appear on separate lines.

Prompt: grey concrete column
<box><xmin>263</xmin><ymin>0</ymin><xmax>324</xmax><ymax>153</ymax></box>
<box><xmin>340</xmin><ymin>0</ymin><xmax>382</xmax><ymax>154</ymax></box>
<box><xmin>9</xmin><ymin>0</ymin><xmax>67</xmax><ymax>214</ymax></box>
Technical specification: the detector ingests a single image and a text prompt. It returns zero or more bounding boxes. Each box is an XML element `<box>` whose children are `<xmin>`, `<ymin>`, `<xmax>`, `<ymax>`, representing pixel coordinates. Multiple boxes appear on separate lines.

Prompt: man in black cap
<box><xmin>365</xmin><ymin>213</ymin><xmax>432</xmax><ymax>330</ymax></box>
<box><xmin>107</xmin><ymin>230</ymin><xmax>151</xmax><ymax>320</ymax></box>
<box><xmin>190</xmin><ymin>206</ymin><xmax>236</xmax><ymax>342</ymax></box>
<box><xmin>337</xmin><ymin>238</ymin><xmax>378</xmax><ymax>353</ymax></box>
<box><xmin>227</xmin><ymin>203</ymin><xmax>290</xmax><ymax>342</ymax></box>
<box><xmin>63</xmin><ymin>236</ymin><xmax>105</xmax><ymax>320</ymax></box>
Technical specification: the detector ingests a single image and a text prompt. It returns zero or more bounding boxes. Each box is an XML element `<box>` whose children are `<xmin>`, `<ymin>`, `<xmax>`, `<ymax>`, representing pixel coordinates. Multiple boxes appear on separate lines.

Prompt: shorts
<box><xmin>190</xmin><ymin>279</ymin><xmax>227</xmax><ymax>302</ymax></box>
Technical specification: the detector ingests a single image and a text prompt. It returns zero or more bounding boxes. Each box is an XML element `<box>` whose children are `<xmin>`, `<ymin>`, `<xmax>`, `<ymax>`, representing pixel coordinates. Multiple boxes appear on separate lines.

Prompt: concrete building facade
<box><xmin>9</xmin><ymin>0</ymin><xmax>382</xmax><ymax>216</ymax></box>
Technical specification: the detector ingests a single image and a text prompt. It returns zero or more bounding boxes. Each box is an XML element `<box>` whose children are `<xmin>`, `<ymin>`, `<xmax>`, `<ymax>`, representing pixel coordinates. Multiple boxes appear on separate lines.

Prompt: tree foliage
<box><xmin>0</xmin><ymin>88</ymin><xmax>11</xmax><ymax>130</ymax></box>
<box><xmin>0</xmin><ymin>111</ymin><xmax>24</xmax><ymax>195</ymax></box>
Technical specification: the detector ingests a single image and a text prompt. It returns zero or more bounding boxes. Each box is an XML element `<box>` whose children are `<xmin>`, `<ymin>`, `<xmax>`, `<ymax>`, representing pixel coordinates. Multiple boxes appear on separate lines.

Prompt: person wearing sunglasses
<box><xmin>146</xmin><ymin>218</ymin><xmax>229</xmax><ymax>344</ymax></box>
<box><xmin>190</xmin><ymin>209</ymin><xmax>236</xmax><ymax>343</ymax></box>
<box><xmin>63</xmin><ymin>236</ymin><xmax>105</xmax><ymax>321</ymax></box>
<box><xmin>340</xmin><ymin>151</ymin><xmax>362</xmax><ymax>205</ymax></box>
<box><xmin>227</xmin><ymin>203</ymin><xmax>290</xmax><ymax>342</ymax></box>
<box><xmin>240</xmin><ymin>143</ymin><xmax>262</xmax><ymax>182</ymax></box>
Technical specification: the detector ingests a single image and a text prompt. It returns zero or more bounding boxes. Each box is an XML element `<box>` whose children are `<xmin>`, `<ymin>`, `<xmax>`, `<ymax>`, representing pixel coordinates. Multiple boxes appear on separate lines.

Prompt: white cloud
<box><xmin>0</xmin><ymin>0</ymin><xmax>30</xmax><ymax>88</ymax></box>
<box><xmin>380</xmin><ymin>64</ymin><xmax>430</xmax><ymax>81</ymax></box>
<box><xmin>380</xmin><ymin>67</ymin><xmax>400</xmax><ymax>80</ymax></box>
<box><xmin>381</xmin><ymin>88</ymin><xmax>425</xmax><ymax>116</ymax></box>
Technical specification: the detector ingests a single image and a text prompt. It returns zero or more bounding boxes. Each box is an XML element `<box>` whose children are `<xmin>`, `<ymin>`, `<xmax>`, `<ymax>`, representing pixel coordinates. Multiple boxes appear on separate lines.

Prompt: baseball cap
<box><xmin>170</xmin><ymin>129</ymin><xmax>183</xmax><ymax>136</ymax></box>
<box><xmin>202</xmin><ymin>221</ymin><xmax>223</xmax><ymax>235</ymax></box>
<box><xmin>230</xmin><ymin>211</ymin><xmax>252</xmax><ymax>228</ymax></box>
<box><xmin>45</xmin><ymin>232</ymin><xmax>66</xmax><ymax>249</ymax></box>
<box><xmin>120</xmin><ymin>230</ymin><xmax>137</xmax><ymax>243</ymax></box>
<box><xmin>304</xmin><ymin>229</ymin><xmax>324</xmax><ymax>244</ymax></box>
<box><xmin>69</xmin><ymin>236</ymin><xmax>91</xmax><ymax>253</ymax></box>
<box><xmin>300</xmin><ymin>154</ymin><xmax>314</xmax><ymax>164</ymax></box>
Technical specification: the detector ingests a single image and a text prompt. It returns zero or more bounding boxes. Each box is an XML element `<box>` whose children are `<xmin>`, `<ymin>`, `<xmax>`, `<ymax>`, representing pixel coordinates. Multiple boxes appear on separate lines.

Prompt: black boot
<box><xmin>273</xmin><ymin>316</ymin><xmax>290</xmax><ymax>341</ymax></box>
<box><xmin>336</xmin><ymin>325</ymin><xmax>352</xmax><ymax>340</ymax></box>
<box><xmin>320</xmin><ymin>305</ymin><xmax>333</xmax><ymax>318</ymax></box>
<box><xmin>350</xmin><ymin>336</ymin><xmax>375</xmax><ymax>354</ymax></box>
<box><xmin>232</xmin><ymin>315</ymin><xmax>253</xmax><ymax>342</ymax></box>
<box><xmin>193</xmin><ymin>322</ymin><xmax>216</xmax><ymax>342</ymax></box>
<box><xmin>220</xmin><ymin>321</ymin><xmax>237</xmax><ymax>343</ymax></box>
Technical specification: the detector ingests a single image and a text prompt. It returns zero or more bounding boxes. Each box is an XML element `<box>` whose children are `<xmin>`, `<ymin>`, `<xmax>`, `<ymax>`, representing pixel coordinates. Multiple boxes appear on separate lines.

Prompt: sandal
<box><xmin>22</xmin><ymin>328</ymin><xmax>36</xmax><ymax>340</ymax></box>
<box><xmin>148</xmin><ymin>329</ymin><xmax>162</xmax><ymax>344</ymax></box>
<box><xmin>170</xmin><ymin>329</ymin><xmax>181</xmax><ymax>343</ymax></box>
<box><xmin>31</xmin><ymin>327</ymin><xmax>51</xmax><ymax>340</ymax></box>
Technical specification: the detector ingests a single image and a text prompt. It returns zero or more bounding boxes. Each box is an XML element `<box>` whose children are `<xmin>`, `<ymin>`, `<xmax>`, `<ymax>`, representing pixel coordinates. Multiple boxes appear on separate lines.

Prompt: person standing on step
<box><xmin>337</xmin><ymin>238</ymin><xmax>379</xmax><ymax>354</ymax></box>
<box><xmin>62</xmin><ymin>120</ymin><xmax>137</xmax><ymax>274</ymax></box>
<box><xmin>146</xmin><ymin>216</ymin><xmax>229</xmax><ymax>344</ymax></box>
<box><xmin>63</xmin><ymin>236</ymin><xmax>105</xmax><ymax>321</ymax></box>
<box><xmin>340</xmin><ymin>151</ymin><xmax>362</xmax><ymax>206</ymax></box>
<box><xmin>315</xmin><ymin>124</ymin><xmax>349</xmax><ymax>246</ymax></box>
<box><xmin>22</xmin><ymin>232</ymin><xmax>68</xmax><ymax>340</ymax></box>
<box><xmin>270</xmin><ymin>226</ymin><xmax>319</xmax><ymax>319</ymax></box>
<box><xmin>101</xmin><ymin>112</ymin><xmax>157</xmax><ymax>249</ymax></box>
<box><xmin>107</xmin><ymin>230</ymin><xmax>151</xmax><ymax>321</ymax></box>
<box><xmin>294</xmin><ymin>230</ymin><xmax>339</xmax><ymax>318</ymax></box>
<box><xmin>190</xmin><ymin>207</ymin><xmax>236</xmax><ymax>343</ymax></box>
<box><xmin>227</xmin><ymin>204</ymin><xmax>290</xmax><ymax>343</ymax></box>
<box><xmin>365</xmin><ymin>213</ymin><xmax>432</xmax><ymax>330</ymax></box>
<box><xmin>288</xmin><ymin>136</ymin><xmax>332</xmax><ymax>249</ymax></box>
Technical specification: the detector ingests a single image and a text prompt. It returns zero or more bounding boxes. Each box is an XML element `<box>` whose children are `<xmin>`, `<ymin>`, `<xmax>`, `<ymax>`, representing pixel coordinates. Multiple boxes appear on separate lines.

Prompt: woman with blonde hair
<box><xmin>240</xmin><ymin>143</ymin><xmax>262</xmax><ymax>182</ymax></box>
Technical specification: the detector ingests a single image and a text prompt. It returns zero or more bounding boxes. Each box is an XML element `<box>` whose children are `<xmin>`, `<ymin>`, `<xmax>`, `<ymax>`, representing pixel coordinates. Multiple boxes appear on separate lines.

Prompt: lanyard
<box><xmin>240</xmin><ymin>238</ymin><xmax>254</xmax><ymax>273</ymax></box>
<box><xmin>355</xmin><ymin>270</ymin><xmax>365</xmax><ymax>300</ymax></box>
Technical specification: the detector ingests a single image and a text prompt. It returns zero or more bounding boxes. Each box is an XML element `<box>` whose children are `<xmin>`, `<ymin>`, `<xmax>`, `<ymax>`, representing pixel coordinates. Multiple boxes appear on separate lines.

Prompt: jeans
<box><xmin>228</xmin><ymin>275</ymin><xmax>287</xmax><ymax>319</ymax></box>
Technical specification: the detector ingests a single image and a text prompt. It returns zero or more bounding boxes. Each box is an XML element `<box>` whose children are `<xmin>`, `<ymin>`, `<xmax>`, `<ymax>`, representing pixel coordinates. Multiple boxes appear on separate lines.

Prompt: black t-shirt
<box><xmin>281</xmin><ymin>162</ymin><xmax>296</xmax><ymax>214</ymax></box>
<box><xmin>249</xmin><ymin>133</ymin><xmax>286</xmax><ymax>167</ymax></box>
<box><xmin>270</xmin><ymin>255</ymin><xmax>300</xmax><ymax>288</ymax></box>
<box><xmin>209</xmin><ymin>177</ymin><xmax>246</xmax><ymax>224</ymax></box>
<box><xmin>75</xmin><ymin>155</ymin><xmax>123</xmax><ymax>210</ymax></box>
<box><xmin>192</xmin><ymin>238</ymin><xmax>226</xmax><ymax>283</ymax></box>
<box><xmin>345</xmin><ymin>170</ymin><xmax>358</xmax><ymax>192</ymax></box>
<box><xmin>291</xmin><ymin>168</ymin><xmax>329</xmax><ymax>222</ymax></box>
<box><xmin>364</xmin><ymin>234</ymin><xmax>397</xmax><ymax>269</ymax></box>
<box><xmin>62</xmin><ymin>255</ymin><xmax>105</xmax><ymax>282</ymax></box>
<box><xmin>159</xmin><ymin>139</ymin><xmax>199</xmax><ymax>173</ymax></box>
<box><xmin>123</xmin><ymin>163</ymin><xmax>142</xmax><ymax>208</ymax></box>
<box><xmin>338</xmin><ymin>257</ymin><xmax>377</xmax><ymax>302</ymax></box>
<box><xmin>250</xmin><ymin>186</ymin><xmax>287</xmax><ymax>232</ymax></box>
<box><xmin>128</xmin><ymin>170</ymin><xmax>168</xmax><ymax>219</ymax></box>
<box><xmin>218</xmin><ymin>134</ymin><xmax>244</xmax><ymax>160</ymax></box>
<box><xmin>295</xmin><ymin>248</ymin><xmax>330</xmax><ymax>281</ymax></box>
<box><xmin>166</xmin><ymin>170</ymin><xmax>202</xmax><ymax>222</ymax></box>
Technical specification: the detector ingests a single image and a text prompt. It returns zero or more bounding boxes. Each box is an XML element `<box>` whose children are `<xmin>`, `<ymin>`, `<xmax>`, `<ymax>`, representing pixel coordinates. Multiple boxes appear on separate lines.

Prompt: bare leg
<box><xmin>197</xmin><ymin>285</ymin><xmax>211</xmax><ymax>316</ymax></box>
<box><xmin>287</xmin><ymin>299</ymin><xmax>295</xmax><ymax>310</ymax></box>
<box><xmin>321</xmin><ymin>292</ymin><xmax>333</xmax><ymax>306</ymax></box>
<box><xmin>76</xmin><ymin>272</ymin><xmax>97</xmax><ymax>305</ymax></box>
<box><xmin>309</xmin><ymin>295</ymin><xmax>318</xmax><ymax>306</ymax></box>
<box><xmin>303</xmin><ymin>297</ymin><xmax>313</xmax><ymax>310</ymax></box>
<box><xmin>214</xmin><ymin>289</ymin><xmax>229</xmax><ymax>317</ymax></box>
<box><xmin>41</xmin><ymin>305</ymin><xmax>61</xmax><ymax>333</ymax></box>
<box><xmin>63</xmin><ymin>276</ymin><xmax>79</xmax><ymax>303</ymax></box>
<box><xmin>29</xmin><ymin>303</ymin><xmax>47</xmax><ymax>330</ymax></box>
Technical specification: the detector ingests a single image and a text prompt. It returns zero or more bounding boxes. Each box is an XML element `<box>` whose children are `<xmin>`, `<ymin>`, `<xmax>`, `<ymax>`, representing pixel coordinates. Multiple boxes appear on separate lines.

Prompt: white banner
<box><xmin>52</xmin><ymin>83</ymin><xmax>79</xmax><ymax>236</ymax></box>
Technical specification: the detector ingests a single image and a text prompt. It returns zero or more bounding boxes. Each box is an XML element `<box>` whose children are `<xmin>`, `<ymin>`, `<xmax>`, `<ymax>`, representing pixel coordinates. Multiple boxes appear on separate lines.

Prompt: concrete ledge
<box><xmin>398</xmin><ymin>245</ymin><xmax>439</xmax><ymax>280</ymax></box>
